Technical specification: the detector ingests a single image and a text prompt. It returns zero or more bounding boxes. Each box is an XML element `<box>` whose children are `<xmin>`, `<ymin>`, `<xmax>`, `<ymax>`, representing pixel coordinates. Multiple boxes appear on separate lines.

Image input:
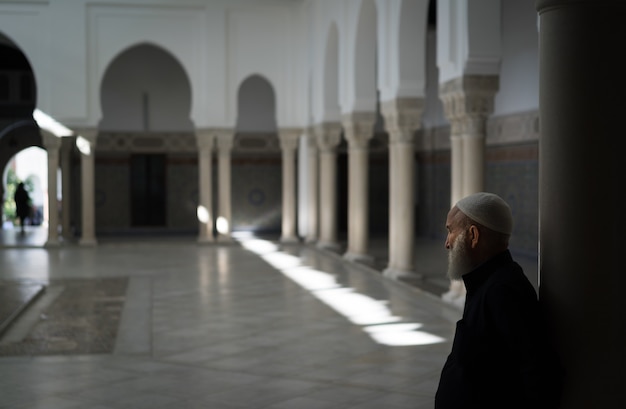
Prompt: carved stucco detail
<box><xmin>314</xmin><ymin>122</ymin><xmax>342</xmax><ymax>152</ymax></box>
<box><xmin>341</xmin><ymin>112</ymin><xmax>376</xmax><ymax>150</ymax></box>
<box><xmin>196</xmin><ymin>129</ymin><xmax>215</xmax><ymax>150</ymax></box>
<box><xmin>440</xmin><ymin>75</ymin><xmax>499</xmax><ymax>137</ymax></box>
<box><xmin>381</xmin><ymin>98</ymin><xmax>424</xmax><ymax>144</ymax></box>
<box><xmin>278</xmin><ymin>128</ymin><xmax>302</xmax><ymax>151</ymax></box>
<box><xmin>97</xmin><ymin>131</ymin><xmax>196</xmax><ymax>153</ymax></box>
<box><xmin>215</xmin><ymin>129</ymin><xmax>235</xmax><ymax>152</ymax></box>
<box><xmin>487</xmin><ymin>110</ymin><xmax>539</xmax><ymax>144</ymax></box>
<box><xmin>74</xmin><ymin>128</ymin><xmax>99</xmax><ymax>149</ymax></box>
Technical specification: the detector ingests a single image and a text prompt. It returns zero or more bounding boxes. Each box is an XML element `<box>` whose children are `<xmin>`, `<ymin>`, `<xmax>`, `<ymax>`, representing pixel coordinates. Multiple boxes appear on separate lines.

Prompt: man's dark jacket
<box><xmin>435</xmin><ymin>250</ymin><xmax>562</xmax><ymax>409</ymax></box>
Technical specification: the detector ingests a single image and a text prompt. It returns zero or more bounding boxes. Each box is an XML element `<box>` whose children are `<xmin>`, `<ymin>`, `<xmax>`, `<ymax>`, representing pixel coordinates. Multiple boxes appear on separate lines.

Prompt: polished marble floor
<box><xmin>0</xmin><ymin>229</ymin><xmax>459</xmax><ymax>409</ymax></box>
<box><xmin>0</xmin><ymin>227</ymin><xmax>533</xmax><ymax>408</ymax></box>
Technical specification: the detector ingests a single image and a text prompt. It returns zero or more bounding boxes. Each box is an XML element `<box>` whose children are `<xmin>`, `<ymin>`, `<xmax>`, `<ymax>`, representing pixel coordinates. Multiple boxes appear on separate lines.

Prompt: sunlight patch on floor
<box><xmin>236</xmin><ymin>234</ymin><xmax>446</xmax><ymax>347</ymax></box>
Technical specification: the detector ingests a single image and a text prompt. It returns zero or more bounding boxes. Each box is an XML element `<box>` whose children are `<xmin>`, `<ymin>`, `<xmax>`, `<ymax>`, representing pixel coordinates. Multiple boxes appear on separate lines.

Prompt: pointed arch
<box><xmin>0</xmin><ymin>31</ymin><xmax>37</xmax><ymax>118</ymax></box>
<box><xmin>235</xmin><ymin>74</ymin><xmax>277</xmax><ymax>132</ymax></box>
<box><xmin>99</xmin><ymin>43</ymin><xmax>193</xmax><ymax>132</ymax></box>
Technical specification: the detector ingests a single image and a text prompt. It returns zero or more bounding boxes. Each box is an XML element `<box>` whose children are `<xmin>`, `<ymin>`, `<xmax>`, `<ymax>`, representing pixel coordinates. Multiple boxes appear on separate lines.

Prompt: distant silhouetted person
<box><xmin>14</xmin><ymin>182</ymin><xmax>31</xmax><ymax>233</ymax></box>
<box><xmin>435</xmin><ymin>192</ymin><xmax>563</xmax><ymax>409</ymax></box>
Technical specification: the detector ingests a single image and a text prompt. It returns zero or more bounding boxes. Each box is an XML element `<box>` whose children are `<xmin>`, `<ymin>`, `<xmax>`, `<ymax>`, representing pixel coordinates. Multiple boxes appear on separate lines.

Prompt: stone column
<box><xmin>440</xmin><ymin>75</ymin><xmax>499</xmax><ymax>200</ymax></box>
<box><xmin>216</xmin><ymin>129</ymin><xmax>234</xmax><ymax>242</ymax></box>
<box><xmin>0</xmin><ymin>184</ymin><xmax>4</xmax><ymax>226</ymax></box>
<box><xmin>342</xmin><ymin>112</ymin><xmax>375</xmax><ymax>264</ymax></box>
<box><xmin>278</xmin><ymin>128</ymin><xmax>301</xmax><ymax>243</ymax></box>
<box><xmin>314</xmin><ymin>122</ymin><xmax>342</xmax><ymax>251</ymax></box>
<box><xmin>41</xmin><ymin>131</ymin><xmax>61</xmax><ymax>247</ymax></box>
<box><xmin>305</xmin><ymin>128</ymin><xmax>319</xmax><ymax>243</ymax></box>
<box><xmin>196</xmin><ymin>129</ymin><xmax>215</xmax><ymax>243</ymax></box>
<box><xmin>440</xmin><ymin>76</ymin><xmax>498</xmax><ymax>305</ymax></box>
<box><xmin>60</xmin><ymin>137</ymin><xmax>75</xmax><ymax>241</ymax></box>
<box><xmin>440</xmin><ymin>87</ymin><xmax>466</xmax><ymax>306</ymax></box>
<box><xmin>460</xmin><ymin>77</ymin><xmax>498</xmax><ymax>196</ymax></box>
<box><xmin>537</xmin><ymin>1</ymin><xmax>626</xmax><ymax>407</ymax></box>
<box><xmin>440</xmin><ymin>84</ymin><xmax>463</xmax><ymax>207</ymax></box>
<box><xmin>381</xmin><ymin>98</ymin><xmax>423</xmax><ymax>280</ymax></box>
<box><xmin>75</xmin><ymin>129</ymin><xmax>98</xmax><ymax>246</ymax></box>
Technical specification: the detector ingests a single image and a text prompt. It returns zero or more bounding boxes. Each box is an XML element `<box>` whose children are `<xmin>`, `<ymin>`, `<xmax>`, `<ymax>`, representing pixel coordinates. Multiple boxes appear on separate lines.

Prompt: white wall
<box><xmin>428</xmin><ymin>0</ymin><xmax>539</xmax><ymax>125</ymax></box>
<box><xmin>492</xmin><ymin>0</ymin><xmax>539</xmax><ymax>116</ymax></box>
<box><xmin>226</xmin><ymin>4</ymin><xmax>305</xmax><ymax>128</ymax></box>
<box><xmin>309</xmin><ymin>0</ymin><xmax>343</xmax><ymax>124</ymax></box>
<box><xmin>99</xmin><ymin>44</ymin><xmax>194</xmax><ymax>132</ymax></box>
<box><xmin>0</xmin><ymin>0</ymin><xmax>538</xmax><ymax>134</ymax></box>
<box><xmin>0</xmin><ymin>2</ymin><xmax>50</xmax><ymax>112</ymax></box>
<box><xmin>0</xmin><ymin>0</ymin><xmax>308</xmax><ymax>131</ymax></box>
<box><xmin>235</xmin><ymin>75</ymin><xmax>277</xmax><ymax>132</ymax></box>
<box><xmin>437</xmin><ymin>0</ymin><xmax>501</xmax><ymax>85</ymax></box>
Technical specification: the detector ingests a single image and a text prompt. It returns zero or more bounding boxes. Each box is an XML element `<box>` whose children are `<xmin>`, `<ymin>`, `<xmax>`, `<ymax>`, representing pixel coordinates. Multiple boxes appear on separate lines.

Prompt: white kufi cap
<box><xmin>455</xmin><ymin>192</ymin><xmax>513</xmax><ymax>235</ymax></box>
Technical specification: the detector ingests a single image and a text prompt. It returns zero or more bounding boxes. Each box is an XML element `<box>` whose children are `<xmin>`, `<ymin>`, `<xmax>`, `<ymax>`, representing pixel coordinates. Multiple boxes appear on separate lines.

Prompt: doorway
<box><xmin>131</xmin><ymin>154</ymin><xmax>165</xmax><ymax>227</ymax></box>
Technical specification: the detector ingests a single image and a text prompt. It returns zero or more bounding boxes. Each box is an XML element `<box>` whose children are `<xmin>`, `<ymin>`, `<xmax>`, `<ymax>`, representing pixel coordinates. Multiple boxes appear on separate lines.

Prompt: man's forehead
<box><xmin>446</xmin><ymin>206</ymin><xmax>463</xmax><ymax>225</ymax></box>
<box><xmin>446</xmin><ymin>206</ymin><xmax>458</xmax><ymax>224</ymax></box>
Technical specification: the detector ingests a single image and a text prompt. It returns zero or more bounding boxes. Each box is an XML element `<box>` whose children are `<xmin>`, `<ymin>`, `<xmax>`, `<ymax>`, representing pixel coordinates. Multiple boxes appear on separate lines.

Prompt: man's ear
<box><xmin>468</xmin><ymin>225</ymin><xmax>480</xmax><ymax>248</ymax></box>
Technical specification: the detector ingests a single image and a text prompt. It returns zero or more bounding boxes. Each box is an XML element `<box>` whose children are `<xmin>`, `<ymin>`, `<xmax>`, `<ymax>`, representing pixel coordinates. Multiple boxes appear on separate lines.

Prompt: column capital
<box><xmin>341</xmin><ymin>112</ymin><xmax>375</xmax><ymax>149</ymax></box>
<box><xmin>278</xmin><ymin>128</ymin><xmax>302</xmax><ymax>151</ymax></box>
<box><xmin>381</xmin><ymin>98</ymin><xmax>424</xmax><ymax>143</ymax></box>
<box><xmin>73</xmin><ymin>128</ymin><xmax>98</xmax><ymax>156</ymax></box>
<box><xmin>40</xmin><ymin>130</ymin><xmax>62</xmax><ymax>150</ymax></box>
<box><xmin>213</xmin><ymin>128</ymin><xmax>234</xmax><ymax>151</ymax></box>
<box><xmin>461</xmin><ymin>116</ymin><xmax>488</xmax><ymax>138</ymax></box>
<box><xmin>196</xmin><ymin>129</ymin><xmax>216</xmax><ymax>150</ymax></box>
<box><xmin>439</xmin><ymin>75</ymin><xmax>499</xmax><ymax>121</ymax></box>
<box><xmin>314</xmin><ymin>122</ymin><xmax>342</xmax><ymax>152</ymax></box>
<box><xmin>73</xmin><ymin>128</ymin><xmax>98</xmax><ymax>143</ymax></box>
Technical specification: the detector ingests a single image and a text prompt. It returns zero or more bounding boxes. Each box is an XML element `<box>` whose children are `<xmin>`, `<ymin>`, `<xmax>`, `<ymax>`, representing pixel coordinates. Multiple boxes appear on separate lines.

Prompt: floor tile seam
<box><xmin>289</xmin><ymin>376</ymin><xmax>437</xmax><ymax>397</ymax></box>
<box><xmin>169</xmin><ymin>360</ymin><xmax>356</xmax><ymax>386</ymax></box>
<box><xmin>188</xmin><ymin>358</ymin><xmax>431</xmax><ymax>391</ymax></box>
<box><xmin>8</xmin><ymin>380</ymin><xmax>137</xmax><ymax>405</ymax></box>
<box><xmin>39</xmin><ymin>376</ymin><xmax>142</xmax><ymax>399</ymax></box>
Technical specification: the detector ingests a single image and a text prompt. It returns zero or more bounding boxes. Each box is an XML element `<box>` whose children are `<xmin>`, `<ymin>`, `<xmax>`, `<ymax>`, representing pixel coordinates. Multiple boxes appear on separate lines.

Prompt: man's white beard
<box><xmin>447</xmin><ymin>231</ymin><xmax>474</xmax><ymax>281</ymax></box>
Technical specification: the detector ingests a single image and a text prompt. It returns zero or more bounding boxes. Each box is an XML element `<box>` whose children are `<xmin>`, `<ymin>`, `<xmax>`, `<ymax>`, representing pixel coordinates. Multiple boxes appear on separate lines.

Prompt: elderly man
<box><xmin>435</xmin><ymin>192</ymin><xmax>562</xmax><ymax>409</ymax></box>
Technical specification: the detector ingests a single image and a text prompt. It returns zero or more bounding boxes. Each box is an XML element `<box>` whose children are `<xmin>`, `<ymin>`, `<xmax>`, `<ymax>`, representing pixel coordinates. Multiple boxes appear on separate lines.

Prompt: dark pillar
<box><xmin>536</xmin><ymin>1</ymin><xmax>626</xmax><ymax>407</ymax></box>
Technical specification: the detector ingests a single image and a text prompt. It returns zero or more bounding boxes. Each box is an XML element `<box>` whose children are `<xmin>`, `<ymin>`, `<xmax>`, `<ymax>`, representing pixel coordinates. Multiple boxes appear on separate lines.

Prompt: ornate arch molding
<box><xmin>87</xmin><ymin>4</ymin><xmax>205</xmax><ymax>126</ymax></box>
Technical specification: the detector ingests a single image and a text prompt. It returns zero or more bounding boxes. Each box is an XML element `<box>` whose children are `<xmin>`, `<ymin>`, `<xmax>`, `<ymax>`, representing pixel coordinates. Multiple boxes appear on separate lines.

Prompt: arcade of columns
<box><xmin>39</xmin><ymin>79</ymin><xmax>498</xmax><ymax>290</ymax></box>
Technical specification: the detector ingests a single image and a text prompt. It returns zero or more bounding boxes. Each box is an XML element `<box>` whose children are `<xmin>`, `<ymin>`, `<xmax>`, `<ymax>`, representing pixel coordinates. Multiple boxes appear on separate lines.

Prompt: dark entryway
<box><xmin>131</xmin><ymin>154</ymin><xmax>166</xmax><ymax>227</ymax></box>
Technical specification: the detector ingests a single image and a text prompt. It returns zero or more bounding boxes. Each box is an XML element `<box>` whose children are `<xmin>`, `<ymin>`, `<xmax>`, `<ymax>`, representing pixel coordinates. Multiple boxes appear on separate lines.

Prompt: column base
<box><xmin>197</xmin><ymin>236</ymin><xmax>215</xmax><ymax>244</ymax></box>
<box><xmin>44</xmin><ymin>240</ymin><xmax>60</xmax><ymax>248</ymax></box>
<box><xmin>79</xmin><ymin>237</ymin><xmax>98</xmax><ymax>246</ymax></box>
<box><xmin>217</xmin><ymin>235</ymin><xmax>234</xmax><ymax>244</ymax></box>
<box><xmin>316</xmin><ymin>240</ymin><xmax>341</xmax><ymax>252</ymax></box>
<box><xmin>343</xmin><ymin>251</ymin><xmax>374</xmax><ymax>266</ymax></box>
<box><xmin>383</xmin><ymin>266</ymin><xmax>421</xmax><ymax>281</ymax></box>
<box><xmin>280</xmin><ymin>236</ymin><xmax>300</xmax><ymax>244</ymax></box>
